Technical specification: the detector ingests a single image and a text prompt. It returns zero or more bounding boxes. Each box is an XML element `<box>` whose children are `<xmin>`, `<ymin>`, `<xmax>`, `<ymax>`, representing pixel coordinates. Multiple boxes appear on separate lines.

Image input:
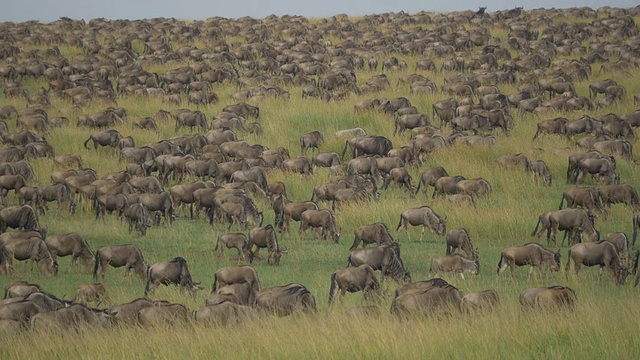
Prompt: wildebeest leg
<box><xmin>510</xmin><ymin>264</ymin><xmax>518</xmax><ymax>283</ymax></box>
<box><xmin>527</xmin><ymin>265</ymin><xmax>536</xmax><ymax>281</ymax></box>
<box><xmin>598</xmin><ymin>266</ymin><xmax>604</xmax><ymax>282</ymax></box>
<box><xmin>420</xmin><ymin>225</ymin><xmax>426</xmax><ymax>242</ymax></box>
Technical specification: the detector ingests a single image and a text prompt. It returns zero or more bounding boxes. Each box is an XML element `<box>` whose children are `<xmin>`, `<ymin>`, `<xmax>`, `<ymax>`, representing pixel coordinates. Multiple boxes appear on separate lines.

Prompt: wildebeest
<box><xmin>123</xmin><ymin>202</ymin><xmax>150</xmax><ymax>236</ymax></box>
<box><xmin>497</xmin><ymin>243</ymin><xmax>561</xmax><ymax>282</ymax></box>
<box><xmin>30</xmin><ymin>303</ymin><xmax>113</xmax><ymax>331</ymax></box>
<box><xmin>138</xmin><ymin>192</ymin><xmax>174</xmax><ymax>225</ymax></box>
<box><xmin>282</xmin><ymin>157</ymin><xmax>313</xmax><ymax>174</ymax></box>
<box><xmin>566</xmin><ymin>241</ymin><xmax>630</xmax><ymax>285</ymax></box>
<box><xmin>519</xmin><ymin>286</ymin><xmax>576</xmax><ymax>310</ymax></box>
<box><xmin>137</xmin><ymin>302</ymin><xmax>189</xmax><ymax>327</ymax></box>
<box><xmin>529</xmin><ymin>160</ymin><xmax>553</xmax><ymax>186</ymax></box>
<box><xmin>432</xmin><ymin>175</ymin><xmax>466</xmax><ymax>198</ymax></box>
<box><xmin>93</xmin><ymin>245</ymin><xmax>147</xmax><ymax>283</ymax></box>
<box><xmin>496</xmin><ymin>153</ymin><xmax>530</xmax><ymax>171</ymax></box>
<box><xmin>45</xmin><ymin>232</ymin><xmax>94</xmax><ymax>272</ymax></box>
<box><xmin>107</xmin><ymin>298</ymin><xmax>154</xmax><ymax>325</ymax></box>
<box><xmin>328</xmin><ymin>264</ymin><xmax>381</xmax><ymax>305</ymax></box>
<box><xmin>255</xmin><ymin>283</ymin><xmax>317</xmax><ymax>316</ymax></box>
<box><xmin>461</xmin><ymin>289</ymin><xmax>500</xmax><ymax>313</ymax></box>
<box><xmin>0</xmin><ymin>236</ymin><xmax>58</xmax><ymax>276</ymax></box>
<box><xmin>446</xmin><ymin>228</ymin><xmax>479</xmax><ymax>259</ymax></box>
<box><xmin>37</xmin><ymin>182</ymin><xmax>76</xmax><ymax>214</ymax></box>
<box><xmin>193</xmin><ymin>301</ymin><xmax>257</xmax><ymax>326</ymax></box>
<box><xmin>248</xmin><ymin>224</ymin><xmax>283</xmax><ymax>265</ymax></box>
<box><xmin>300</xmin><ymin>130</ymin><xmax>323</xmax><ymax>155</ymax></box>
<box><xmin>575</xmin><ymin>157</ymin><xmax>618</xmax><ymax>185</ymax></box>
<box><xmin>311</xmin><ymin>152</ymin><xmax>340</xmax><ymax>168</ymax></box>
<box><xmin>350</xmin><ymin>222</ymin><xmax>395</xmax><ymax>250</ymax></box>
<box><xmin>207</xmin><ymin>281</ymin><xmax>255</xmax><ymax>306</ymax></box>
<box><xmin>212</xmin><ymin>265</ymin><xmax>260</xmax><ymax>295</ymax></box>
<box><xmin>598</xmin><ymin>184</ymin><xmax>640</xmax><ymax>212</ymax></box>
<box><xmin>216</xmin><ymin>232</ymin><xmax>252</xmax><ymax>261</ymax></box>
<box><xmin>558</xmin><ymin>187</ymin><xmax>602</xmax><ymax>215</ymax></box>
<box><xmin>347</xmin><ymin>243</ymin><xmax>410</xmax><ymax>283</ymax></box>
<box><xmin>429</xmin><ymin>254</ymin><xmax>479</xmax><ymax>277</ymax></box>
<box><xmin>83</xmin><ymin>129</ymin><xmax>122</xmax><ymax>151</ymax></box>
<box><xmin>0</xmin><ymin>205</ymin><xmax>41</xmax><ymax>233</ymax></box>
<box><xmin>144</xmin><ymin>257</ymin><xmax>201</xmax><ymax>296</ymax></box>
<box><xmin>341</xmin><ymin>135</ymin><xmax>393</xmax><ymax>159</ymax></box>
<box><xmin>566</xmin><ymin>151</ymin><xmax>609</xmax><ymax>184</ymax></box>
<box><xmin>75</xmin><ymin>283</ymin><xmax>109</xmax><ymax>306</ymax></box>
<box><xmin>415</xmin><ymin>166</ymin><xmax>449</xmax><ymax>198</ymax></box>
<box><xmin>396</xmin><ymin>205</ymin><xmax>446</xmax><ymax>242</ymax></box>
<box><xmin>391</xmin><ymin>282</ymin><xmax>463</xmax><ymax>318</ymax></box>
<box><xmin>229</xmin><ymin>167</ymin><xmax>268</xmax><ymax>192</ymax></box>
<box><xmin>272</xmin><ymin>195</ymin><xmax>318</xmax><ymax>236</ymax></box>
<box><xmin>547</xmin><ymin>208</ymin><xmax>599</xmax><ymax>246</ymax></box>
<box><xmin>299</xmin><ymin>209</ymin><xmax>340</xmax><ymax>243</ymax></box>
<box><xmin>532</xmin><ymin>117</ymin><xmax>567</xmax><ymax>140</ymax></box>
<box><xmin>3</xmin><ymin>281</ymin><xmax>42</xmax><ymax>299</ymax></box>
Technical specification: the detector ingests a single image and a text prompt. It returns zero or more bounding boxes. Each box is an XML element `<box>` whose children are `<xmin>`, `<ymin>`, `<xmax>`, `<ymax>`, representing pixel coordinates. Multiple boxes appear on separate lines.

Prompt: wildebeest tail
<box><xmin>558</xmin><ymin>193</ymin><xmax>565</xmax><ymax>209</ymax></box>
<box><xmin>496</xmin><ymin>253</ymin><xmax>504</xmax><ymax>275</ymax></box>
<box><xmin>143</xmin><ymin>266</ymin><xmax>152</xmax><ymax>296</ymax></box>
<box><xmin>634</xmin><ymin>215</ymin><xmax>640</xmax><ymax>246</ymax></box>
<box><xmin>92</xmin><ymin>251</ymin><xmax>101</xmax><ymax>282</ymax></box>
<box><xmin>414</xmin><ymin>176</ymin><xmax>423</xmax><ymax>195</ymax></box>
<box><xmin>565</xmin><ymin>249</ymin><xmax>572</xmax><ymax>273</ymax></box>
<box><xmin>328</xmin><ymin>272</ymin><xmax>338</xmax><ymax>305</ymax></box>
<box><xmin>531</xmin><ymin>217</ymin><xmax>542</xmax><ymax>236</ymax></box>
<box><xmin>212</xmin><ymin>273</ymin><xmax>218</xmax><ymax>292</ymax></box>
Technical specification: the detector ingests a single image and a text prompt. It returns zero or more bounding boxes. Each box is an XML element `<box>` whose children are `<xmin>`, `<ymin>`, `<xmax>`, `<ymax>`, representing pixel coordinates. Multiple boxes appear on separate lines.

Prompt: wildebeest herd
<box><xmin>1</xmin><ymin>5</ymin><xmax>640</xmax><ymax>334</ymax></box>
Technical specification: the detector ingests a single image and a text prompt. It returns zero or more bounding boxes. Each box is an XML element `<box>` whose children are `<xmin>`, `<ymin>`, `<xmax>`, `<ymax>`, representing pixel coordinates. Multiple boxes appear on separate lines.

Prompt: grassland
<box><xmin>1</xmin><ymin>8</ymin><xmax>640</xmax><ymax>360</ymax></box>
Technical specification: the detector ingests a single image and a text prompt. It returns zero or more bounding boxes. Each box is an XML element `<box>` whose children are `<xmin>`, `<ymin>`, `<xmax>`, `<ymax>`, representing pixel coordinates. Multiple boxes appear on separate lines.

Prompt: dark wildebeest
<box><xmin>0</xmin><ymin>205</ymin><xmax>41</xmax><ymax>233</ymax></box>
<box><xmin>575</xmin><ymin>157</ymin><xmax>618</xmax><ymax>185</ymax></box>
<box><xmin>0</xmin><ymin>174</ymin><xmax>27</xmax><ymax>197</ymax></box>
<box><xmin>272</xmin><ymin>195</ymin><xmax>319</xmax><ymax>236</ymax></box>
<box><xmin>347</xmin><ymin>243</ymin><xmax>410</xmax><ymax>283</ymax></box>
<box><xmin>93</xmin><ymin>245</ymin><xmax>147</xmax><ymax>284</ymax></box>
<box><xmin>566</xmin><ymin>241</ymin><xmax>631</xmax><ymax>285</ymax></box>
<box><xmin>255</xmin><ymin>283</ymin><xmax>317</xmax><ymax>316</ymax></box>
<box><xmin>37</xmin><ymin>182</ymin><xmax>76</xmax><ymax>214</ymax></box>
<box><xmin>123</xmin><ymin>203</ymin><xmax>150</xmax><ymax>236</ymax></box>
<box><xmin>216</xmin><ymin>233</ymin><xmax>252</xmax><ymax>261</ymax></box>
<box><xmin>529</xmin><ymin>160</ymin><xmax>553</xmax><ymax>186</ymax></box>
<box><xmin>128</xmin><ymin>176</ymin><xmax>163</xmax><ymax>194</ymax></box>
<box><xmin>75</xmin><ymin>283</ymin><xmax>109</xmax><ymax>306</ymax></box>
<box><xmin>223</xmin><ymin>103</ymin><xmax>259</xmax><ymax>118</ymax></box>
<box><xmin>598</xmin><ymin>184</ymin><xmax>640</xmax><ymax>212</ymax></box>
<box><xmin>558</xmin><ymin>187</ymin><xmax>602</xmax><ymax>215</ymax></box>
<box><xmin>445</xmin><ymin>228</ymin><xmax>479</xmax><ymax>259</ymax></box>
<box><xmin>144</xmin><ymin>257</ymin><xmax>201</xmax><ymax>296</ymax></box>
<box><xmin>497</xmin><ymin>243</ymin><xmax>561</xmax><ymax>282</ymax></box>
<box><xmin>0</xmin><ymin>237</ymin><xmax>58</xmax><ymax>276</ymax></box>
<box><xmin>137</xmin><ymin>302</ymin><xmax>190</xmax><ymax>327</ymax></box>
<box><xmin>519</xmin><ymin>286</ymin><xmax>576</xmax><ymax>310</ymax></box>
<box><xmin>248</xmin><ymin>224</ymin><xmax>283</xmax><ymax>265</ymax></box>
<box><xmin>547</xmin><ymin>208</ymin><xmax>599</xmax><ymax>246</ymax></box>
<box><xmin>603</xmin><ymin>232</ymin><xmax>631</xmax><ymax>266</ymax></box>
<box><xmin>138</xmin><ymin>192</ymin><xmax>174</xmax><ymax>225</ymax></box>
<box><xmin>299</xmin><ymin>209</ymin><xmax>340</xmax><ymax>243</ymax></box>
<box><xmin>415</xmin><ymin>166</ymin><xmax>449</xmax><ymax>198</ymax></box>
<box><xmin>95</xmin><ymin>194</ymin><xmax>130</xmax><ymax>223</ymax></box>
<box><xmin>328</xmin><ymin>264</ymin><xmax>381</xmax><ymax>305</ymax></box>
<box><xmin>107</xmin><ymin>298</ymin><xmax>155</xmax><ymax>325</ymax></box>
<box><xmin>341</xmin><ymin>135</ymin><xmax>393</xmax><ymax>160</ymax></box>
<box><xmin>432</xmin><ymin>175</ymin><xmax>466</xmax><ymax>198</ymax></box>
<box><xmin>566</xmin><ymin>151</ymin><xmax>609</xmax><ymax>184</ymax></box>
<box><xmin>83</xmin><ymin>129</ymin><xmax>122</xmax><ymax>151</ymax></box>
<box><xmin>229</xmin><ymin>167</ymin><xmax>268</xmax><ymax>193</ymax></box>
<box><xmin>532</xmin><ymin>117</ymin><xmax>568</xmax><ymax>140</ymax></box>
<box><xmin>455</xmin><ymin>178</ymin><xmax>492</xmax><ymax>198</ymax></box>
<box><xmin>300</xmin><ymin>130</ymin><xmax>323</xmax><ymax>155</ymax></box>
<box><xmin>461</xmin><ymin>290</ymin><xmax>501</xmax><ymax>313</ymax></box>
<box><xmin>397</xmin><ymin>205</ymin><xmax>446</xmax><ymax>242</ymax></box>
<box><xmin>312</xmin><ymin>152</ymin><xmax>340</xmax><ymax>168</ymax></box>
<box><xmin>350</xmin><ymin>222</ymin><xmax>394</xmax><ymax>250</ymax></box>
<box><xmin>45</xmin><ymin>232</ymin><xmax>94</xmax><ymax>272</ymax></box>
<box><xmin>429</xmin><ymin>254</ymin><xmax>479</xmax><ymax>277</ymax></box>
<box><xmin>212</xmin><ymin>265</ymin><xmax>261</xmax><ymax>296</ymax></box>
<box><xmin>391</xmin><ymin>282</ymin><xmax>463</xmax><ymax>318</ymax></box>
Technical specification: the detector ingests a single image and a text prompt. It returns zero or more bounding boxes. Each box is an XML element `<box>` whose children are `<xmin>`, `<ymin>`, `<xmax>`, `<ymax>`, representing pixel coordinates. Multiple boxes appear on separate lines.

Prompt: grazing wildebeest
<box><xmin>137</xmin><ymin>302</ymin><xmax>190</xmax><ymax>327</ymax></box>
<box><xmin>0</xmin><ymin>237</ymin><xmax>58</xmax><ymax>276</ymax></box>
<box><xmin>83</xmin><ymin>129</ymin><xmax>122</xmax><ymax>151</ymax></box>
<box><xmin>300</xmin><ymin>130</ymin><xmax>323</xmax><ymax>155</ymax></box>
<box><xmin>272</xmin><ymin>195</ymin><xmax>319</xmax><ymax>235</ymax></box>
<box><xmin>341</xmin><ymin>135</ymin><xmax>393</xmax><ymax>160</ymax></box>
<box><xmin>532</xmin><ymin>117</ymin><xmax>568</xmax><ymax>140</ymax></box>
<box><xmin>432</xmin><ymin>175</ymin><xmax>466</xmax><ymax>198</ymax></box>
<box><xmin>529</xmin><ymin>160</ymin><xmax>552</xmax><ymax>186</ymax></box>
<box><xmin>229</xmin><ymin>167</ymin><xmax>268</xmax><ymax>192</ymax></box>
<box><xmin>575</xmin><ymin>157</ymin><xmax>618</xmax><ymax>185</ymax></box>
<box><xmin>496</xmin><ymin>153</ymin><xmax>530</xmax><ymax>171</ymax></box>
<box><xmin>350</xmin><ymin>222</ymin><xmax>395</xmax><ymax>250</ymax></box>
<box><xmin>311</xmin><ymin>152</ymin><xmax>341</xmax><ymax>168</ymax></box>
<box><xmin>212</xmin><ymin>265</ymin><xmax>260</xmax><ymax>295</ymax></box>
<box><xmin>497</xmin><ymin>243</ymin><xmax>561</xmax><ymax>282</ymax></box>
<box><xmin>283</xmin><ymin>157</ymin><xmax>313</xmax><ymax>174</ymax></box>
<box><xmin>37</xmin><ymin>182</ymin><xmax>76</xmax><ymax>214</ymax></box>
<box><xmin>461</xmin><ymin>289</ymin><xmax>500</xmax><ymax>313</ymax></box>
<box><xmin>45</xmin><ymin>232</ymin><xmax>94</xmax><ymax>271</ymax></box>
<box><xmin>547</xmin><ymin>208</ymin><xmax>599</xmax><ymax>246</ymax></box>
<box><xmin>75</xmin><ymin>283</ymin><xmax>109</xmax><ymax>306</ymax></box>
<box><xmin>138</xmin><ymin>192</ymin><xmax>174</xmax><ymax>225</ymax></box>
<box><xmin>216</xmin><ymin>233</ymin><xmax>252</xmax><ymax>261</ymax></box>
<box><xmin>128</xmin><ymin>176</ymin><xmax>163</xmax><ymax>193</ymax></box>
<box><xmin>558</xmin><ymin>187</ymin><xmax>602</xmax><ymax>215</ymax></box>
<box><xmin>603</xmin><ymin>232</ymin><xmax>631</xmax><ymax>266</ymax></box>
<box><xmin>328</xmin><ymin>264</ymin><xmax>381</xmax><ymax>305</ymax></box>
<box><xmin>394</xmin><ymin>114</ymin><xmax>430</xmax><ymax>135</ymax></box>
<box><xmin>144</xmin><ymin>257</ymin><xmax>201</xmax><ymax>296</ymax></box>
<box><xmin>347</xmin><ymin>243</ymin><xmax>410</xmax><ymax>283</ymax></box>
<box><xmin>566</xmin><ymin>151</ymin><xmax>609</xmax><ymax>184</ymax></box>
<box><xmin>223</xmin><ymin>103</ymin><xmax>259</xmax><ymax>118</ymax></box>
<box><xmin>519</xmin><ymin>286</ymin><xmax>576</xmax><ymax>310</ymax></box>
<box><xmin>446</xmin><ymin>228</ymin><xmax>479</xmax><ymax>259</ymax></box>
<box><xmin>219</xmin><ymin>201</ymin><xmax>263</xmax><ymax>230</ymax></box>
<box><xmin>598</xmin><ymin>184</ymin><xmax>640</xmax><ymax>212</ymax></box>
<box><xmin>0</xmin><ymin>174</ymin><xmax>27</xmax><ymax>197</ymax></box>
<box><xmin>207</xmin><ymin>281</ymin><xmax>255</xmax><ymax>306</ymax></box>
<box><xmin>123</xmin><ymin>203</ymin><xmax>150</xmax><ymax>236</ymax></box>
<box><xmin>299</xmin><ymin>209</ymin><xmax>340</xmax><ymax>243</ymax></box>
<box><xmin>248</xmin><ymin>224</ymin><xmax>283</xmax><ymax>265</ymax></box>
<box><xmin>0</xmin><ymin>205</ymin><xmax>41</xmax><ymax>233</ymax></box>
<box><xmin>107</xmin><ymin>298</ymin><xmax>155</xmax><ymax>325</ymax></box>
<box><xmin>566</xmin><ymin>241</ymin><xmax>630</xmax><ymax>285</ymax></box>
<box><xmin>415</xmin><ymin>166</ymin><xmax>449</xmax><ymax>198</ymax></box>
<box><xmin>397</xmin><ymin>205</ymin><xmax>446</xmax><ymax>242</ymax></box>
<box><xmin>429</xmin><ymin>254</ymin><xmax>479</xmax><ymax>276</ymax></box>
<box><xmin>255</xmin><ymin>283</ymin><xmax>317</xmax><ymax>316</ymax></box>
<box><xmin>95</xmin><ymin>193</ymin><xmax>129</xmax><ymax>223</ymax></box>
<box><xmin>391</xmin><ymin>282</ymin><xmax>463</xmax><ymax>318</ymax></box>
<box><xmin>194</xmin><ymin>301</ymin><xmax>257</xmax><ymax>326</ymax></box>
<box><xmin>93</xmin><ymin>245</ymin><xmax>147</xmax><ymax>283</ymax></box>
<box><xmin>455</xmin><ymin>178</ymin><xmax>492</xmax><ymax>198</ymax></box>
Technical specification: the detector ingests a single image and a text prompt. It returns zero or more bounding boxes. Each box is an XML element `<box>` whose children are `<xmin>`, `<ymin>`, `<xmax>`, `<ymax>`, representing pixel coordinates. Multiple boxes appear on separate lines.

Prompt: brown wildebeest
<box><xmin>75</xmin><ymin>283</ymin><xmax>109</xmax><ymax>306</ymax></box>
<box><xmin>547</xmin><ymin>208</ymin><xmax>599</xmax><ymax>246</ymax></box>
<box><xmin>328</xmin><ymin>264</ymin><xmax>381</xmax><ymax>305</ymax></box>
<box><xmin>391</xmin><ymin>282</ymin><xmax>463</xmax><ymax>318</ymax></box>
<box><xmin>283</xmin><ymin>157</ymin><xmax>313</xmax><ymax>174</ymax></box>
<box><xmin>393</xmin><ymin>278</ymin><xmax>450</xmax><ymax>299</ymax></box>
<box><xmin>446</xmin><ymin>228</ymin><xmax>479</xmax><ymax>259</ymax></box>
<box><xmin>95</xmin><ymin>194</ymin><xmax>129</xmax><ymax>223</ymax></box>
<box><xmin>603</xmin><ymin>232</ymin><xmax>631</xmax><ymax>266</ymax></box>
<box><xmin>108</xmin><ymin>298</ymin><xmax>154</xmax><ymax>325</ymax></box>
<box><xmin>575</xmin><ymin>157</ymin><xmax>618</xmax><ymax>185</ymax></box>
<box><xmin>496</xmin><ymin>153</ymin><xmax>530</xmax><ymax>171</ymax></box>
<box><xmin>558</xmin><ymin>187</ymin><xmax>602</xmax><ymax>216</ymax></box>
<box><xmin>299</xmin><ymin>209</ymin><xmax>340</xmax><ymax>243</ymax></box>
<box><xmin>137</xmin><ymin>302</ymin><xmax>189</xmax><ymax>327</ymax></box>
<box><xmin>566</xmin><ymin>241</ymin><xmax>631</xmax><ymax>285</ymax></box>
<box><xmin>0</xmin><ymin>300</ymin><xmax>43</xmax><ymax>325</ymax></box>
<box><xmin>0</xmin><ymin>174</ymin><xmax>27</xmax><ymax>197</ymax></box>
<box><xmin>128</xmin><ymin>176</ymin><xmax>163</xmax><ymax>193</ymax></box>
<box><xmin>38</xmin><ymin>182</ymin><xmax>76</xmax><ymax>214</ymax></box>
<box><xmin>3</xmin><ymin>281</ymin><xmax>42</xmax><ymax>299</ymax></box>
<box><xmin>455</xmin><ymin>178</ymin><xmax>492</xmax><ymax>198</ymax></box>
<box><xmin>497</xmin><ymin>243</ymin><xmax>561</xmax><ymax>282</ymax></box>
<box><xmin>347</xmin><ymin>243</ymin><xmax>410</xmax><ymax>283</ymax></box>
<box><xmin>193</xmin><ymin>302</ymin><xmax>257</xmax><ymax>326</ymax></box>
<box><xmin>300</xmin><ymin>130</ymin><xmax>323</xmax><ymax>155</ymax></box>
<box><xmin>45</xmin><ymin>232</ymin><xmax>94</xmax><ymax>271</ymax></box>
<box><xmin>207</xmin><ymin>281</ymin><xmax>255</xmax><ymax>306</ymax></box>
<box><xmin>311</xmin><ymin>152</ymin><xmax>340</xmax><ymax>168</ymax></box>
<box><xmin>83</xmin><ymin>129</ymin><xmax>122</xmax><ymax>151</ymax></box>
<box><xmin>272</xmin><ymin>195</ymin><xmax>318</xmax><ymax>235</ymax></box>
<box><xmin>212</xmin><ymin>265</ymin><xmax>260</xmax><ymax>295</ymax></box>
<box><xmin>415</xmin><ymin>166</ymin><xmax>449</xmax><ymax>198</ymax></box>
<box><xmin>519</xmin><ymin>286</ymin><xmax>576</xmax><ymax>310</ymax></box>
<box><xmin>216</xmin><ymin>232</ymin><xmax>252</xmax><ymax>261</ymax></box>
<box><xmin>598</xmin><ymin>184</ymin><xmax>640</xmax><ymax>212</ymax></box>
<box><xmin>255</xmin><ymin>283</ymin><xmax>317</xmax><ymax>316</ymax></box>
<box><xmin>123</xmin><ymin>203</ymin><xmax>150</xmax><ymax>236</ymax></box>
<box><xmin>461</xmin><ymin>289</ymin><xmax>500</xmax><ymax>313</ymax></box>
<box><xmin>350</xmin><ymin>222</ymin><xmax>394</xmax><ymax>250</ymax></box>
<box><xmin>54</xmin><ymin>155</ymin><xmax>84</xmax><ymax>169</ymax></box>
<box><xmin>93</xmin><ymin>245</ymin><xmax>147</xmax><ymax>284</ymax></box>
<box><xmin>429</xmin><ymin>254</ymin><xmax>479</xmax><ymax>277</ymax></box>
<box><xmin>0</xmin><ymin>237</ymin><xmax>58</xmax><ymax>276</ymax></box>
<box><xmin>532</xmin><ymin>117</ymin><xmax>568</xmax><ymax>140</ymax></box>
<box><xmin>566</xmin><ymin>151</ymin><xmax>609</xmax><ymax>184</ymax></box>
<box><xmin>29</xmin><ymin>303</ymin><xmax>110</xmax><ymax>331</ymax></box>
<box><xmin>432</xmin><ymin>175</ymin><xmax>466</xmax><ymax>198</ymax></box>
<box><xmin>396</xmin><ymin>205</ymin><xmax>446</xmax><ymax>242</ymax></box>
<box><xmin>138</xmin><ymin>192</ymin><xmax>174</xmax><ymax>225</ymax></box>
<box><xmin>529</xmin><ymin>160</ymin><xmax>552</xmax><ymax>186</ymax></box>
<box><xmin>144</xmin><ymin>257</ymin><xmax>201</xmax><ymax>296</ymax></box>
<box><xmin>248</xmin><ymin>224</ymin><xmax>283</xmax><ymax>265</ymax></box>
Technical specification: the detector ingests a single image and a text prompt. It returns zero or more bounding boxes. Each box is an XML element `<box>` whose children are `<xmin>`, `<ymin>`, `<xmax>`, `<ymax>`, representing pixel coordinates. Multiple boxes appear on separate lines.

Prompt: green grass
<box><xmin>1</xmin><ymin>8</ymin><xmax>640</xmax><ymax>360</ymax></box>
